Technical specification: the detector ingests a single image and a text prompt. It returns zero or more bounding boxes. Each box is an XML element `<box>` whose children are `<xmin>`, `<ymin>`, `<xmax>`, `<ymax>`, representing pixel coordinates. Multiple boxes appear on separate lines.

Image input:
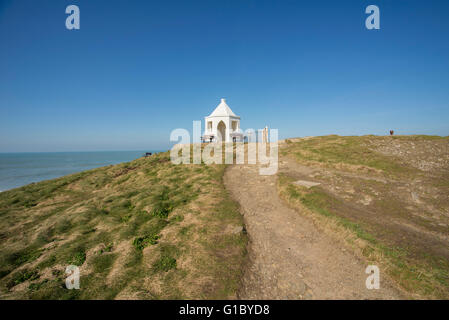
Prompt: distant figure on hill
<box><xmin>390</xmin><ymin>130</ymin><xmax>394</xmax><ymax>136</ymax></box>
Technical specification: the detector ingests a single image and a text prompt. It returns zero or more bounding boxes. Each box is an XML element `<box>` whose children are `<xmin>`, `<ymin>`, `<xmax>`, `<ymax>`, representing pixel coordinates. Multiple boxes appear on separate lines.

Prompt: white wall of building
<box><xmin>204</xmin><ymin>99</ymin><xmax>241</xmax><ymax>142</ymax></box>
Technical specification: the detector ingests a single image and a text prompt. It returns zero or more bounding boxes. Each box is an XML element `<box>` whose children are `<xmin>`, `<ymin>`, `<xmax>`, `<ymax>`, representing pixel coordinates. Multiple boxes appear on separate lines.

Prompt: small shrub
<box><xmin>151</xmin><ymin>202</ymin><xmax>172</xmax><ymax>219</ymax></box>
<box><xmin>150</xmin><ymin>186</ymin><xmax>174</xmax><ymax>219</ymax></box>
<box><xmin>133</xmin><ymin>234</ymin><xmax>159</xmax><ymax>251</ymax></box>
<box><xmin>8</xmin><ymin>269</ymin><xmax>40</xmax><ymax>288</ymax></box>
<box><xmin>67</xmin><ymin>250</ymin><xmax>86</xmax><ymax>266</ymax></box>
<box><xmin>153</xmin><ymin>255</ymin><xmax>176</xmax><ymax>272</ymax></box>
<box><xmin>28</xmin><ymin>279</ymin><xmax>48</xmax><ymax>291</ymax></box>
<box><xmin>120</xmin><ymin>213</ymin><xmax>132</xmax><ymax>223</ymax></box>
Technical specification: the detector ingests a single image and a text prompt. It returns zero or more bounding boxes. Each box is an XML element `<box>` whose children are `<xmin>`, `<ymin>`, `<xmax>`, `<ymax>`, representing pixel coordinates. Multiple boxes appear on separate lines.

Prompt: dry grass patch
<box><xmin>278</xmin><ymin>135</ymin><xmax>449</xmax><ymax>299</ymax></box>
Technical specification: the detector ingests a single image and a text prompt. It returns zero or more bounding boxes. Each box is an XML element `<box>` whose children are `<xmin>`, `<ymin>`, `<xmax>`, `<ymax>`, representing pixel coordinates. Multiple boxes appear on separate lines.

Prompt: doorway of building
<box><xmin>217</xmin><ymin>121</ymin><xmax>226</xmax><ymax>142</ymax></box>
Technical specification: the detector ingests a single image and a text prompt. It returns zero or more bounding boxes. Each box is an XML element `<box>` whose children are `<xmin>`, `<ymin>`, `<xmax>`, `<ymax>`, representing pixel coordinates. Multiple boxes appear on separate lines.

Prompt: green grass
<box><xmin>151</xmin><ymin>203</ymin><xmax>172</xmax><ymax>219</ymax></box>
<box><xmin>133</xmin><ymin>233</ymin><xmax>160</xmax><ymax>250</ymax></box>
<box><xmin>67</xmin><ymin>250</ymin><xmax>86</xmax><ymax>266</ymax></box>
<box><xmin>282</xmin><ymin>135</ymin><xmax>414</xmax><ymax>176</ymax></box>
<box><xmin>284</xmin><ymin>179</ymin><xmax>378</xmax><ymax>244</ymax></box>
<box><xmin>92</xmin><ymin>253</ymin><xmax>118</xmax><ymax>274</ymax></box>
<box><xmin>153</xmin><ymin>255</ymin><xmax>177</xmax><ymax>272</ymax></box>
<box><xmin>0</xmin><ymin>150</ymin><xmax>247</xmax><ymax>299</ymax></box>
<box><xmin>8</xmin><ymin>269</ymin><xmax>40</xmax><ymax>289</ymax></box>
<box><xmin>28</xmin><ymin>279</ymin><xmax>49</xmax><ymax>292</ymax></box>
<box><xmin>6</xmin><ymin>247</ymin><xmax>43</xmax><ymax>268</ymax></box>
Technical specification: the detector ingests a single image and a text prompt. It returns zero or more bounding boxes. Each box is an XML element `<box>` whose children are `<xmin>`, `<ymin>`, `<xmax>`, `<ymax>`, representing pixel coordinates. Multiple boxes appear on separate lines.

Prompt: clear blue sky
<box><xmin>1</xmin><ymin>0</ymin><xmax>448</xmax><ymax>152</ymax></box>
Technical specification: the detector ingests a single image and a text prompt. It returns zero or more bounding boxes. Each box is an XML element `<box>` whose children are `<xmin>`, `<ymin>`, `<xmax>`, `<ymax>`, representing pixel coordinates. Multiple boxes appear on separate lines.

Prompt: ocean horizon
<box><xmin>0</xmin><ymin>150</ymin><xmax>162</xmax><ymax>192</ymax></box>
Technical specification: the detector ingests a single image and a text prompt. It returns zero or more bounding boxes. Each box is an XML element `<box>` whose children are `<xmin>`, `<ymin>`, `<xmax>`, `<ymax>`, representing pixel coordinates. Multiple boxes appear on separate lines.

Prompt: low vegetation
<box><xmin>3</xmin><ymin>135</ymin><xmax>447</xmax><ymax>299</ymax></box>
<box><xmin>279</xmin><ymin>135</ymin><xmax>449</xmax><ymax>299</ymax></box>
<box><xmin>0</xmin><ymin>151</ymin><xmax>247</xmax><ymax>299</ymax></box>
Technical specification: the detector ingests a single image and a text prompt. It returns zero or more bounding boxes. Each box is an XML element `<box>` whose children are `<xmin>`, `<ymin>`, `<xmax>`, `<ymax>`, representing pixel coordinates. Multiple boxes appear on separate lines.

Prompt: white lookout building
<box><xmin>203</xmin><ymin>98</ymin><xmax>244</xmax><ymax>143</ymax></box>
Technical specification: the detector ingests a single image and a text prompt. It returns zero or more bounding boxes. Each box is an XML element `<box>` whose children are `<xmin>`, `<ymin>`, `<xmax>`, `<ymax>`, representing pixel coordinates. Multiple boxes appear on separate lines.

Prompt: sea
<box><xmin>0</xmin><ymin>151</ymin><xmax>159</xmax><ymax>192</ymax></box>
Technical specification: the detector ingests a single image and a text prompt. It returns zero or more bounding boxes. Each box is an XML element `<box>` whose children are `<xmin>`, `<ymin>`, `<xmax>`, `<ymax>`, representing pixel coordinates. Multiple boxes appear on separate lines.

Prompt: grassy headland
<box><xmin>0</xmin><ymin>151</ymin><xmax>247</xmax><ymax>299</ymax></box>
<box><xmin>278</xmin><ymin>135</ymin><xmax>449</xmax><ymax>299</ymax></box>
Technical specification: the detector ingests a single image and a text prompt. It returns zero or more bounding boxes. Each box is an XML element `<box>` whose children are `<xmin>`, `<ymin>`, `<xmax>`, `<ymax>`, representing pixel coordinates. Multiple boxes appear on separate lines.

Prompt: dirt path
<box><xmin>224</xmin><ymin>164</ymin><xmax>403</xmax><ymax>299</ymax></box>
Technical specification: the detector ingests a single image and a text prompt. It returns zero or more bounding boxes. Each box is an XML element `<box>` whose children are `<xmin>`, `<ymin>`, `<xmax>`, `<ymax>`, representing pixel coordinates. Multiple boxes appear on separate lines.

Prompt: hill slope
<box><xmin>0</xmin><ymin>152</ymin><xmax>247</xmax><ymax>299</ymax></box>
<box><xmin>277</xmin><ymin>135</ymin><xmax>449</xmax><ymax>298</ymax></box>
<box><xmin>225</xmin><ymin>163</ymin><xmax>403</xmax><ymax>299</ymax></box>
<box><xmin>1</xmin><ymin>135</ymin><xmax>448</xmax><ymax>300</ymax></box>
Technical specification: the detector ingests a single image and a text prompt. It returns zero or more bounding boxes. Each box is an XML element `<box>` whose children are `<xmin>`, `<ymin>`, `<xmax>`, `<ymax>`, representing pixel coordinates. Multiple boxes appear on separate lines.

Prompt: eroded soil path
<box><xmin>224</xmin><ymin>164</ymin><xmax>403</xmax><ymax>299</ymax></box>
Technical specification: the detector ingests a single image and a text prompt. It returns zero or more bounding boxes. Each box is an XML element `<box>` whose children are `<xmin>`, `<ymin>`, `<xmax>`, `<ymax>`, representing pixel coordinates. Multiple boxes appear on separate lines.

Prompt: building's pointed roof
<box><xmin>208</xmin><ymin>98</ymin><xmax>238</xmax><ymax>117</ymax></box>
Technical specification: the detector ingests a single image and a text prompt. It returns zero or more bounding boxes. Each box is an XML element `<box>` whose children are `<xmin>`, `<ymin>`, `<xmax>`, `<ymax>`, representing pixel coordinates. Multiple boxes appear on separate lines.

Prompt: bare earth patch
<box><xmin>279</xmin><ymin>135</ymin><xmax>449</xmax><ymax>298</ymax></box>
<box><xmin>225</xmin><ymin>164</ymin><xmax>403</xmax><ymax>299</ymax></box>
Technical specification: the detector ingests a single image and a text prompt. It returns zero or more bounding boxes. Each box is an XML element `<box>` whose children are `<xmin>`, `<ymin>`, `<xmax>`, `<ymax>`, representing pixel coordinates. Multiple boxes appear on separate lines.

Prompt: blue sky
<box><xmin>1</xmin><ymin>0</ymin><xmax>448</xmax><ymax>152</ymax></box>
